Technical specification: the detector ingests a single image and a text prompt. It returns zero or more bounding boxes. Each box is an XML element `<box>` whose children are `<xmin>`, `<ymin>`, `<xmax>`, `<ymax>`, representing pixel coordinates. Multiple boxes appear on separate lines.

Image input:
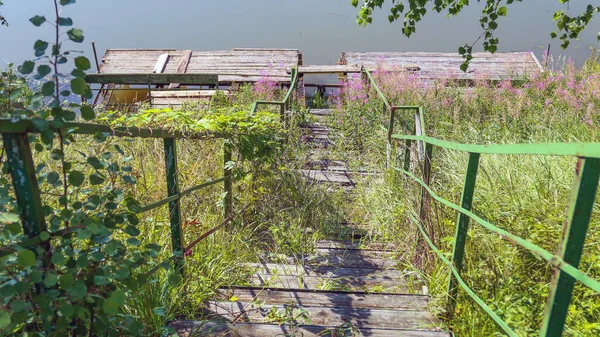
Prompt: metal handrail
<box><xmin>0</xmin><ymin>118</ymin><xmax>237</xmax><ymax>275</ymax></box>
<box><xmin>251</xmin><ymin>67</ymin><xmax>299</xmax><ymax>117</ymax></box>
<box><xmin>364</xmin><ymin>66</ymin><xmax>600</xmax><ymax>337</ymax></box>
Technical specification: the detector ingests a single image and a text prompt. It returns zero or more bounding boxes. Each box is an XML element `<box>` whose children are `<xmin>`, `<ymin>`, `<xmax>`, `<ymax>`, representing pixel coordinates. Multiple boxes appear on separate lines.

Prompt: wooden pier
<box><xmin>86</xmin><ymin>47</ymin><xmax>543</xmax><ymax>109</ymax></box>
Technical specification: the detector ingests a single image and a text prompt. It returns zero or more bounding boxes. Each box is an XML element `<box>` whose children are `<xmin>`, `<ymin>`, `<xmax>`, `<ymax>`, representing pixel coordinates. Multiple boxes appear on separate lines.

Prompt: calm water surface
<box><xmin>0</xmin><ymin>0</ymin><xmax>599</xmax><ymax>70</ymax></box>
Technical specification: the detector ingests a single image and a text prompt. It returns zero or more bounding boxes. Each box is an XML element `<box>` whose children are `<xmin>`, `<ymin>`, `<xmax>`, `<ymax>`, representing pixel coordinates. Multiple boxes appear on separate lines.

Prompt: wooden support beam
<box><xmin>86</xmin><ymin>73</ymin><xmax>218</xmax><ymax>85</ymax></box>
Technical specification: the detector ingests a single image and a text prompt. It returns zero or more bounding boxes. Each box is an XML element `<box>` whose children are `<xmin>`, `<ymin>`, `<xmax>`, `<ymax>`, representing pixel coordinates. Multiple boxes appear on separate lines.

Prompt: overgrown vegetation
<box><xmin>2</xmin><ymin>1</ymin><xmax>600</xmax><ymax>336</ymax></box>
<box><xmin>330</xmin><ymin>55</ymin><xmax>600</xmax><ymax>336</ymax></box>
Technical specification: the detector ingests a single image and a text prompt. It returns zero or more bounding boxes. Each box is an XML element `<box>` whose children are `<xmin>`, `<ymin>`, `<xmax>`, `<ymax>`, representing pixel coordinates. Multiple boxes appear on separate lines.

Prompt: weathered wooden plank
<box><xmin>316</xmin><ymin>240</ymin><xmax>396</xmax><ymax>251</ymax></box>
<box><xmin>247</xmin><ymin>273</ymin><xmax>412</xmax><ymax>292</ymax></box>
<box><xmin>234</xmin><ymin>47</ymin><xmax>300</xmax><ymax>52</ymax></box>
<box><xmin>282</xmin><ymin>253</ymin><xmax>399</xmax><ymax>269</ymax></box>
<box><xmin>246</xmin><ymin>263</ymin><xmax>407</xmax><ymax>280</ymax></box>
<box><xmin>170</xmin><ymin>321</ymin><xmax>451</xmax><ymax>337</ymax></box>
<box><xmin>86</xmin><ymin>73</ymin><xmax>218</xmax><ymax>85</ymax></box>
<box><xmin>153</xmin><ymin>53</ymin><xmax>169</xmax><ymax>73</ymax></box>
<box><xmin>298</xmin><ymin>170</ymin><xmax>380</xmax><ymax>185</ymax></box>
<box><xmin>296</xmin><ymin>65</ymin><xmax>361</xmax><ymax>74</ymax></box>
<box><xmin>169</xmin><ymin>50</ymin><xmax>193</xmax><ymax>89</ymax></box>
<box><xmin>150</xmin><ymin>90</ymin><xmax>231</xmax><ymax>98</ymax></box>
<box><xmin>205</xmin><ymin>301</ymin><xmax>438</xmax><ymax>330</ymax></box>
<box><xmin>309</xmin><ymin>109</ymin><xmax>334</xmax><ymax>116</ymax></box>
<box><xmin>217</xmin><ymin>287</ymin><xmax>429</xmax><ymax>310</ymax></box>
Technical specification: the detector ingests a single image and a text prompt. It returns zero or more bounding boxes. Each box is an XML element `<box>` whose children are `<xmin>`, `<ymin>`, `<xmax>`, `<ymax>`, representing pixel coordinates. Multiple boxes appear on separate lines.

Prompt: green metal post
<box><xmin>540</xmin><ymin>158</ymin><xmax>600</xmax><ymax>337</ymax></box>
<box><xmin>447</xmin><ymin>152</ymin><xmax>481</xmax><ymax>318</ymax></box>
<box><xmin>2</xmin><ymin>133</ymin><xmax>51</xmax><ymax>264</ymax></box>
<box><xmin>386</xmin><ymin>106</ymin><xmax>394</xmax><ymax>169</ymax></box>
<box><xmin>419</xmin><ymin>143</ymin><xmax>433</xmax><ymax>222</ymax></box>
<box><xmin>223</xmin><ymin>142</ymin><xmax>233</xmax><ymax>219</ymax></box>
<box><xmin>403</xmin><ymin>139</ymin><xmax>412</xmax><ymax>171</ymax></box>
<box><xmin>164</xmin><ymin>138</ymin><xmax>184</xmax><ymax>273</ymax></box>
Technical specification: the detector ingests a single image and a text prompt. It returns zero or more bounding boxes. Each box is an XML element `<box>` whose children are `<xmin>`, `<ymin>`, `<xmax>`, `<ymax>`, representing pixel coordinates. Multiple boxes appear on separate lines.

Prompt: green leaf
<box><xmin>17</xmin><ymin>249</ymin><xmax>36</xmax><ymax>268</ymax></box>
<box><xmin>75</xmin><ymin>56</ymin><xmax>91</xmax><ymax>71</ymax></box>
<box><xmin>89</xmin><ymin>173</ymin><xmax>105</xmax><ymax>185</ymax></box>
<box><xmin>60</xmin><ymin>0</ymin><xmax>76</xmax><ymax>5</ymax></box>
<box><xmin>153</xmin><ymin>307</ymin><xmax>166</xmax><ymax>316</ymax></box>
<box><xmin>67</xmin><ymin>28</ymin><xmax>84</xmax><ymax>43</ymax></box>
<box><xmin>351</xmin><ymin>0</ymin><xmax>358</xmax><ymax>7</ymax></box>
<box><xmin>168</xmin><ymin>273</ymin><xmax>183</xmax><ymax>287</ymax></box>
<box><xmin>80</xmin><ymin>105</ymin><xmax>95</xmax><ymax>120</ymax></box>
<box><xmin>37</xmin><ymin>65</ymin><xmax>52</xmax><ymax>78</ymax></box>
<box><xmin>47</xmin><ymin>171</ymin><xmax>60</xmax><ymax>184</ymax></box>
<box><xmin>29</xmin><ymin>15</ymin><xmax>46</xmax><ymax>26</ymax></box>
<box><xmin>50</xmin><ymin>149</ymin><xmax>64</xmax><ymax>160</ymax></box>
<box><xmin>497</xmin><ymin>6</ymin><xmax>507</xmax><ymax>16</ymax></box>
<box><xmin>41</xmin><ymin>81</ymin><xmax>55</xmax><ymax>97</ymax></box>
<box><xmin>34</xmin><ymin>40</ymin><xmax>49</xmax><ymax>57</ymax></box>
<box><xmin>39</xmin><ymin>231</ymin><xmax>50</xmax><ymax>242</ymax></box>
<box><xmin>68</xmin><ymin>171</ymin><xmax>85</xmax><ymax>187</ymax></box>
<box><xmin>0</xmin><ymin>212</ymin><xmax>19</xmax><ymax>224</ymax></box>
<box><xmin>0</xmin><ymin>310</ymin><xmax>11</xmax><ymax>329</ymax></box>
<box><xmin>460</xmin><ymin>62</ymin><xmax>469</xmax><ymax>72</ymax></box>
<box><xmin>71</xmin><ymin>77</ymin><xmax>91</xmax><ymax>98</ymax></box>
<box><xmin>123</xmin><ymin>176</ymin><xmax>136</xmax><ymax>184</ymax></box>
<box><xmin>58</xmin><ymin>17</ymin><xmax>73</xmax><ymax>26</ymax></box>
<box><xmin>18</xmin><ymin>61</ymin><xmax>35</xmax><ymax>74</ymax></box>
<box><xmin>59</xmin><ymin>273</ymin><xmax>74</xmax><ymax>289</ymax></box>
<box><xmin>103</xmin><ymin>290</ymin><xmax>125</xmax><ymax>314</ymax></box>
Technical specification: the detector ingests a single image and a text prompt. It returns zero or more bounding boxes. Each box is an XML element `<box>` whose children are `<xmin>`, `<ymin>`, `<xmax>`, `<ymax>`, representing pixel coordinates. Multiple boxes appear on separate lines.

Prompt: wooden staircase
<box><xmin>171</xmin><ymin>109</ymin><xmax>450</xmax><ymax>336</ymax></box>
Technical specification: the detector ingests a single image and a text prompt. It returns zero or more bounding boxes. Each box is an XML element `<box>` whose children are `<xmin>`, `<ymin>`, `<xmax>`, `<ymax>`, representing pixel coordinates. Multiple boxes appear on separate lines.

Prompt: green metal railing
<box><xmin>363</xmin><ymin>68</ymin><xmax>600</xmax><ymax>337</ymax></box>
<box><xmin>0</xmin><ymin>119</ymin><xmax>238</xmax><ymax>274</ymax></box>
<box><xmin>2</xmin><ymin>67</ymin><xmax>300</xmax><ymax>276</ymax></box>
<box><xmin>250</xmin><ymin>67</ymin><xmax>299</xmax><ymax>121</ymax></box>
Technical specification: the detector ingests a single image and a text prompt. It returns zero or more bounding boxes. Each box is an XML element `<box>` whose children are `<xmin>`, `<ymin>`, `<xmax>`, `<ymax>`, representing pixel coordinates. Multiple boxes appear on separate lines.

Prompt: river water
<box><xmin>0</xmin><ymin>0</ymin><xmax>599</xmax><ymax>72</ymax></box>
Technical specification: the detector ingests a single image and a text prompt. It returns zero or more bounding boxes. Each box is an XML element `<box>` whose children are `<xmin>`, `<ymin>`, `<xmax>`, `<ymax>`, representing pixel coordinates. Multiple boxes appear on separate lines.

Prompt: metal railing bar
<box><xmin>363</xmin><ymin>69</ymin><xmax>392</xmax><ymax>111</ymax></box>
<box><xmin>392</xmin><ymin>134</ymin><xmax>600</xmax><ymax>158</ymax></box>
<box><xmin>393</xmin><ymin>165</ymin><xmax>600</xmax><ymax>294</ymax></box>
<box><xmin>138</xmin><ymin>176</ymin><xmax>229</xmax><ymax>213</ymax></box>
<box><xmin>144</xmin><ymin>205</ymin><xmax>249</xmax><ymax>277</ymax></box>
<box><xmin>407</xmin><ymin>212</ymin><xmax>518</xmax><ymax>337</ymax></box>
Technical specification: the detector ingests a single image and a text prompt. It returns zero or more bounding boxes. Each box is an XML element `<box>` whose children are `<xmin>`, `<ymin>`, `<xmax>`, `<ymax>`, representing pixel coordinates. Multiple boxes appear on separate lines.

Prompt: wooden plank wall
<box><xmin>342</xmin><ymin>52</ymin><xmax>542</xmax><ymax>80</ymax></box>
<box><xmin>99</xmin><ymin>49</ymin><xmax>301</xmax><ymax>84</ymax></box>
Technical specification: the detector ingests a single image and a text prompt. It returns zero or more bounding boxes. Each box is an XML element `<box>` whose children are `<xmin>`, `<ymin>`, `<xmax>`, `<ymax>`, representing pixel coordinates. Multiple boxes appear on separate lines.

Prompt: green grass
<box><xmin>328</xmin><ymin>62</ymin><xmax>600</xmax><ymax>336</ymax></box>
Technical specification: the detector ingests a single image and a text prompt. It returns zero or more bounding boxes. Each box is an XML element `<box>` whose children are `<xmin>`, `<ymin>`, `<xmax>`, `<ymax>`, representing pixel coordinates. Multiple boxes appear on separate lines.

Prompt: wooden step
<box><xmin>300</xmin><ymin>170</ymin><xmax>357</xmax><ymax>185</ymax></box>
<box><xmin>316</xmin><ymin>240</ymin><xmax>397</xmax><ymax>251</ymax></box>
<box><xmin>217</xmin><ymin>287</ymin><xmax>430</xmax><ymax>310</ymax></box>
<box><xmin>245</xmin><ymin>263</ymin><xmax>409</xmax><ymax>280</ymax></box>
<box><xmin>171</xmin><ymin>321</ymin><xmax>452</xmax><ymax>337</ymax></box>
<box><xmin>309</xmin><ymin>109</ymin><xmax>334</xmax><ymax>117</ymax></box>
<box><xmin>314</xmin><ymin>247</ymin><xmax>396</xmax><ymax>258</ymax></box>
<box><xmin>247</xmin><ymin>274</ymin><xmax>414</xmax><ymax>292</ymax></box>
<box><xmin>204</xmin><ymin>301</ymin><xmax>440</xmax><ymax>330</ymax></box>
<box><xmin>279</xmin><ymin>253</ymin><xmax>400</xmax><ymax>269</ymax></box>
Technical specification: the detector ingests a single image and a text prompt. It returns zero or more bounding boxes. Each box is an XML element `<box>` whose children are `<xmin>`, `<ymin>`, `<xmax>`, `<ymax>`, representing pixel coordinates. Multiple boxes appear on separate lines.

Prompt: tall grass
<box><xmin>332</xmin><ymin>57</ymin><xmax>600</xmax><ymax>336</ymax></box>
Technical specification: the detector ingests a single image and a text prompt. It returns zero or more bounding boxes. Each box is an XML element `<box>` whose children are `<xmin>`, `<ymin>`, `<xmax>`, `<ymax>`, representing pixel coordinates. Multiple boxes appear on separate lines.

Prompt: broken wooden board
<box><xmin>169</xmin><ymin>50</ymin><xmax>193</xmax><ymax>89</ymax></box>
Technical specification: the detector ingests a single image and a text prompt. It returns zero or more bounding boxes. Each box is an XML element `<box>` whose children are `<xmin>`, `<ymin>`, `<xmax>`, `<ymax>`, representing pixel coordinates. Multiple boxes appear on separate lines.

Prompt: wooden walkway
<box><xmin>341</xmin><ymin>51</ymin><xmax>542</xmax><ymax>80</ymax></box>
<box><xmin>171</xmin><ymin>108</ymin><xmax>450</xmax><ymax>336</ymax></box>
